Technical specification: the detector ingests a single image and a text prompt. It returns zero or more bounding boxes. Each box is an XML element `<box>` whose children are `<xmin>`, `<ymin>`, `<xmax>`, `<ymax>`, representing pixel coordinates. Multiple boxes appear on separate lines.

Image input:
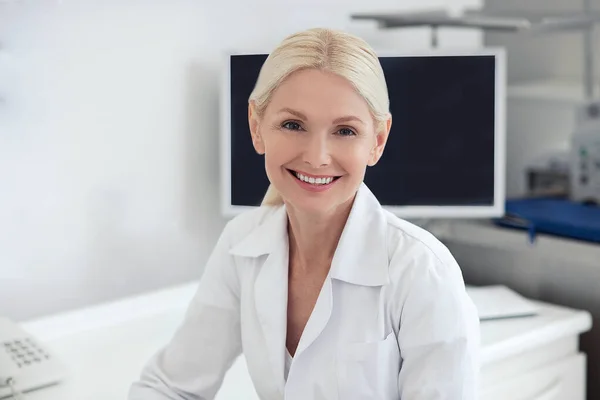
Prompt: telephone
<box><xmin>0</xmin><ymin>317</ymin><xmax>67</xmax><ymax>399</ymax></box>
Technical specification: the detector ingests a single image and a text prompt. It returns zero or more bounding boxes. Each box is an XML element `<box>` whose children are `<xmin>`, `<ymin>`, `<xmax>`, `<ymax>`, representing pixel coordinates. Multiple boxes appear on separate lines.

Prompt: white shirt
<box><xmin>129</xmin><ymin>184</ymin><xmax>480</xmax><ymax>400</ymax></box>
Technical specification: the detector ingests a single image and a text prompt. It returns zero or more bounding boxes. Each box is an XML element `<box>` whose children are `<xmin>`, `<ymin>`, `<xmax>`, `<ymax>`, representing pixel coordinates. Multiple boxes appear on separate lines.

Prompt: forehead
<box><xmin>266</xmin><ymin>69</ymin><xmax>372</xmax><ymax>120</ymax></box>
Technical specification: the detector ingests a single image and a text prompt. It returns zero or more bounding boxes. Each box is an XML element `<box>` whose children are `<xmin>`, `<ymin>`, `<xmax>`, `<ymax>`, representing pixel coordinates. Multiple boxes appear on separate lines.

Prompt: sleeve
<box><xmin>397</xmin><ymin>253</ymin><xmax>480</xmax><ymax>400</ymax></box>
<box><xmin>128</xmin><ymin>223</ymin><xmax>243</xmax><ymax>400</ymax></box>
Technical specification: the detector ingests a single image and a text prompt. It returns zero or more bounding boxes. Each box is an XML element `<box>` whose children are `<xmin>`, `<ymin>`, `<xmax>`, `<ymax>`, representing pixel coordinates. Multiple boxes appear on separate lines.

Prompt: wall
<box><xmin>0</xmin><ymin>0</ymin><xmax>482</xmax><ymax>321</ymax></box>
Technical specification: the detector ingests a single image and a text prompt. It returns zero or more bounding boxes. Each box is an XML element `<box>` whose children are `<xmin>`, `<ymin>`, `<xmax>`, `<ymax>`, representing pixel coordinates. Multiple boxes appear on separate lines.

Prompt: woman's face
<box><xmin>249</xmin><ymin>68</ymin><xmax>391</xmax><ymax>216</ymax></box>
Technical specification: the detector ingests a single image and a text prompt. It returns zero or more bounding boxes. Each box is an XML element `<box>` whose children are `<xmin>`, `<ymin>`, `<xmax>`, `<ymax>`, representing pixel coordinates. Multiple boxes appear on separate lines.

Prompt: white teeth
<box><xmin>294</xmin><ymin>172</ymin><xmax>335</xmax><ymax>186</ymax></box>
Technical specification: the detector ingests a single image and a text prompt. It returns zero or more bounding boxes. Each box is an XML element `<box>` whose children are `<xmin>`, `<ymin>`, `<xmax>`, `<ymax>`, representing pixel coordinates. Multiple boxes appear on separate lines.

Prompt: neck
<box><xmin>286</xmin><ymin>198</ymin><xmax>354</xmax><ymax>274</ymax></box>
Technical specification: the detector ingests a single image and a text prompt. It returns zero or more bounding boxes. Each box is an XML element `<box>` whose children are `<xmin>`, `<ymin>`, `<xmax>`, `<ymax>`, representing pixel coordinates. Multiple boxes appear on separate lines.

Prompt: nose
<box><xmin>302</xmin><ymin>132</ymin><xmax>331</xmax><ymax>168</ymax></box>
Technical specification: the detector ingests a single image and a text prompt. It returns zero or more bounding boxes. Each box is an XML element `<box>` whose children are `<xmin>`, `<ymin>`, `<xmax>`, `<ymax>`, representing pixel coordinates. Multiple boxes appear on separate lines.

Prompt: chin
<box><xmin>285</xmin><ymin>188</ymin><xmax>355</xmax><ymax>216</ymax></box>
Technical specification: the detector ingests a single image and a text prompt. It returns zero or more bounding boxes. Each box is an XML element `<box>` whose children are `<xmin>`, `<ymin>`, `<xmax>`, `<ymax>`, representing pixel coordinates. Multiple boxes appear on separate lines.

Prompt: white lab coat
<box><xmin>129</xmin><ymin>184</ymin><xmax>480</xmax><ymax>400</ymax></box>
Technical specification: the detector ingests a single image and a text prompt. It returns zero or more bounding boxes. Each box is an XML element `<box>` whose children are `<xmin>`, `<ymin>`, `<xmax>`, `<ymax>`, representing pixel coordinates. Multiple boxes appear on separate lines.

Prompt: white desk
<box><xmin>20</xmin><ymin>282</ymin><xmax>592</xmax><ymax>400</ymax></box>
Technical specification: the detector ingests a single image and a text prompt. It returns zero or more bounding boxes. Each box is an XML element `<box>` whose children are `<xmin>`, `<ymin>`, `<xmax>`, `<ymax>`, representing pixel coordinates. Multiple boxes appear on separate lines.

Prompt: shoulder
<box><xmin>383</xmin><ymin>210</ymin><xmax>459</xmax><ymax>273</ymax></box>
<box><xmin>382</xmin><ymin>210</ymin><xmax>469</xmax><ymax>302</ymax></box>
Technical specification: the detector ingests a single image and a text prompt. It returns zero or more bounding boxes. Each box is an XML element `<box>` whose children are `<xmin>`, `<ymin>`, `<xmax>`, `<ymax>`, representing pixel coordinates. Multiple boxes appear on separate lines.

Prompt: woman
<box><xmin>129</xmin><ymin>27</ymin><xmax>480</xmax><ymax>400</ymax></box>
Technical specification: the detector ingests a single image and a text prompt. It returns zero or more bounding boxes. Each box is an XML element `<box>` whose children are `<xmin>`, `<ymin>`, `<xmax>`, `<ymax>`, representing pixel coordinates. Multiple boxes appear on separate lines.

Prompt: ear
<box><xmin>368</xmin><ymin>114</ymin><xmax>392</xmax><ymax>167</ymax></box>
<box><xmin>248</xmin><ymin>101</ymin><xmax>265</xmax><ymax>155</ymax></box>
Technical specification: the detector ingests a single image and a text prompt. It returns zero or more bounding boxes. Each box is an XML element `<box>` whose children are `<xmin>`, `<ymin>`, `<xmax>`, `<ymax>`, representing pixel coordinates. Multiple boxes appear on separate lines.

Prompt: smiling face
<box><xmin>249</xmin><ymin>68</ymin><xmax>391</xmax><ymax>216</ymax></box>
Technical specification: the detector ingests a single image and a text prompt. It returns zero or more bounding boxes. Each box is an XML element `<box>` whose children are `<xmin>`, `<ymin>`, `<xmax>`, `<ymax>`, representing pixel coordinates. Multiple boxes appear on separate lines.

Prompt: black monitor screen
<box><xmin>228</xmin><ymin>54</ymin><xmax>496</xmax><ymax>208</ymax></box>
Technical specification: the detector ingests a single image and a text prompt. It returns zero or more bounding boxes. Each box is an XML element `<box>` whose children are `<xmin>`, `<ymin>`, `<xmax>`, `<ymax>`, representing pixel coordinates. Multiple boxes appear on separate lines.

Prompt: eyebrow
<box><xmin>277</xmin><ymin>107</ymin><xmax>365</xmax><ymax>125</ymax></box>
<box><xmin>332</xmin><ymin>115</ymin><xmax>365</xmax><ymax>125</ymax></box>
<box><xmin>277</xmin><ymin>107</ymin><xmax>307</xmax><ymax>120</ymax></box>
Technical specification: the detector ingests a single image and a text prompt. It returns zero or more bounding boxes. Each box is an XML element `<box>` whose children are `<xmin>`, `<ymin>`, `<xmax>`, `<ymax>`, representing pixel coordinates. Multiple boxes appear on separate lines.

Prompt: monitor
<box><xmin>220</xmin><ymin>48</ymin><xmax>505</xmax><ymax>219</ymax></box>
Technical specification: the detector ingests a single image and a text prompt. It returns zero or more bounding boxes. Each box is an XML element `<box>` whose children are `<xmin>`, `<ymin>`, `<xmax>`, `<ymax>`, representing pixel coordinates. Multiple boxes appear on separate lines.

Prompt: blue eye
<box><xmin>282</xmin><ymin>121</ymin><xmax>302</xmax><ymax>131</ymax></box>
<box><xmin>337</xmin><ymin>127</ymin><xmax>356</xmax><ymax>136</ymax></box>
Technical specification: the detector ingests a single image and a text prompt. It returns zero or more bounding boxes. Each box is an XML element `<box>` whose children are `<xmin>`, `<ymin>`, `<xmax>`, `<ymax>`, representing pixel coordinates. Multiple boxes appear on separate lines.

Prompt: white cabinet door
<box><xmin>480</xmin><ymin>353</ymin><xmax>586</xmax><ymax>400</ymax></box>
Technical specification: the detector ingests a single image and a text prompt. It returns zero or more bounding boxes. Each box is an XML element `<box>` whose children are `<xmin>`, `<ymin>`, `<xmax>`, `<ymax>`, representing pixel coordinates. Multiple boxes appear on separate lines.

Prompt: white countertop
<box><xmin>19</xmin><ymin>281</ymin><xmax>593</xmax><ymax>400</ymax></box>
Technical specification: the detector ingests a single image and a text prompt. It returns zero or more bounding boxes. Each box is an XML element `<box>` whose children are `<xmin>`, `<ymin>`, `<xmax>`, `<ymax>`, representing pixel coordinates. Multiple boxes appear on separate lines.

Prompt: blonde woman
<box><xmin>129</xmin><ymin>28</ymin><xmax>479</xmax><ymax>400</ymax></box>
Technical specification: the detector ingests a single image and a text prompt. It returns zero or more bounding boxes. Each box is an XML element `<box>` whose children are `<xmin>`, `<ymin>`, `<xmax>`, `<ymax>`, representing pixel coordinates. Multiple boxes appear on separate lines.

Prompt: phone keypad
<box><xmin>2</xmin><ymin>338</ymin><xmax>51</xmax><ymax>368</ymax></box>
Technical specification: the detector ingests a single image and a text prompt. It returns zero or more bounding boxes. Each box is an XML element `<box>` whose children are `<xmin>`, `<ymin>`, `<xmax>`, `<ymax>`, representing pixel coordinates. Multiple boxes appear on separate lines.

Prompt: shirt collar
<box><xmin>229</xmin><ymin>183</ymin><xmax>390</xmax><ymax>287</ymax></box>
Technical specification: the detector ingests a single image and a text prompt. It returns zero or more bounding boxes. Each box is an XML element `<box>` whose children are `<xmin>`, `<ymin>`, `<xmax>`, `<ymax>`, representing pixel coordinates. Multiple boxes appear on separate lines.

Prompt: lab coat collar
<box><xmin>229</xmin><ymin>183</ymin><xmax>390</xmax><ymax>287</ymax></box>
<box><xmin>229</xmin><ymin>205</ymin><xmax>288</xmax><ymax>258</ymax></box>
<box><xmin>329</xmin><ymin>183</ymin><xmax>390</xmax><ymax>287</ymax></box>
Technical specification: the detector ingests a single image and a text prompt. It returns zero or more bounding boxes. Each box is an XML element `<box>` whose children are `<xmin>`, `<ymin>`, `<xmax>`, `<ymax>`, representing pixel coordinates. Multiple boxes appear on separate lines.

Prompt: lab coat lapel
<box><xmin>229</xmin><ymin>206</ymin><xmax>289</xmax><ymax>393</ymax></box>
<box><xmin>294</xmin><ymin>274</ymin><xmax>333</xmax><ymax>358</ymax></box>
<box><xmin>254</xmin><ymin>245</ymin><xmax>288</xmax><ymax>392</ymax></box>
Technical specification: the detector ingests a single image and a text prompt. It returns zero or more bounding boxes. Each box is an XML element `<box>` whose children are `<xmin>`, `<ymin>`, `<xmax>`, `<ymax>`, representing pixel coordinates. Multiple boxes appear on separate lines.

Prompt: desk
<box><xmin>20</xmin><ymin>282</ymin><xmax>592</xmax><ymax>400</ymax></box>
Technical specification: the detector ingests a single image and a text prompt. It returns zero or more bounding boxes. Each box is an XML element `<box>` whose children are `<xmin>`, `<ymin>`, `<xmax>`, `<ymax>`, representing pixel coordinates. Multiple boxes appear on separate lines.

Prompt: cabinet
<box><xmin>476</xmin><ymin>295</ymin><xmax>591</xmax><ymax>399</ymax></box>
<box><xmin>481</xmin><ymin>353</ymin><xmax>585</xmax><ymax>400</ymax></box>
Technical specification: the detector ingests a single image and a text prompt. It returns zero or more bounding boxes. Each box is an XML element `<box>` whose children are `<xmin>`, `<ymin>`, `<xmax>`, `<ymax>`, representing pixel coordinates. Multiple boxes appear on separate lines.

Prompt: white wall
<box><xmin>0</xmin><ymin>0</ymin><xmax>482</xmax><ymax>321</ymax></box>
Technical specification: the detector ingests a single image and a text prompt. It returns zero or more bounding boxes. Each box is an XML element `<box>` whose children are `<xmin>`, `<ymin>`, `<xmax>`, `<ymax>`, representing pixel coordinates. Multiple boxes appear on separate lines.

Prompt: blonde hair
<box><xmin>249</xmin><ymin>27</ymin><xmax>390</xmax><ymax>206</ymax></box>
